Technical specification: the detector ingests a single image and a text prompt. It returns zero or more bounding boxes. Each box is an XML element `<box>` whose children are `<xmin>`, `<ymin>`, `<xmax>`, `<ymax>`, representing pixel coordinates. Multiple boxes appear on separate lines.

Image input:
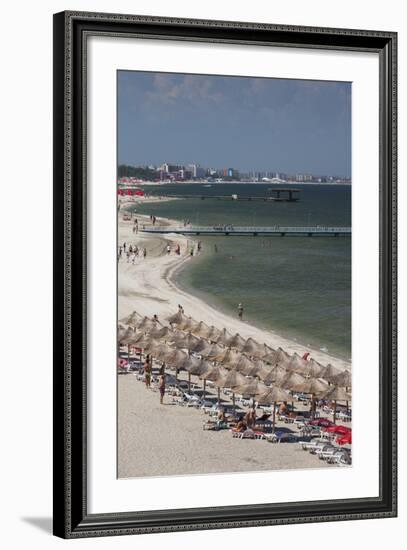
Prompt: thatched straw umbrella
<box><xmin>119</xmin><ymin>310</ymin><xmax>141</xmax><ymax>327</ymax></box>
<box><xmin>214</xmin><ymin>370</ymin><xmax>247</xmax><ymax>413</ymax></box>
<box><xmin>179</xmin><ymin>316</ymin><xmax>199</xmax><ymax>332</ymax></box>
<box><xmin>191</xmin><ymin>339</ymin><xmax>212</xmax><ymax>355</ymax></box>
<box><xmin>236</xmin><ymin>359</ymin><xmax>263</xmax><ymax>377</ymax></box>
<box><xmin>323</xmin><ymin>364</ymin><xmax>343</xmax><ymax>383</ymax></box>
<box><xmin>215</xmin><ymin>348</ymin><xmax>242</xmax><ymax>368</ymax></box>
<box><xmin>193</xmin><ymin>321</ymin><xmax>211</xmax><ymax>339</ymax></box>
<box><xmin>199</xmin><ymin>364</ymin><xmax>228</xmax><ymax>402</ymax></box>
<box><xmin>302</xmin><ymin>358</ymin><xmax>327</xmax><ymax>379</ymax></box>
<box><xmin>137</xmin><ymin>316</ymin><xmax>158</xmax><ymax>331</ymax></box>
<box><xmin>262</xmin><ymin>344</ymin><xmax>275</xmax><ymax>357</ymax></box>
<box><xmin>226</xmin><ymin>333</ymin><xmax>246</xmax><ymax>351</ymax></box>
<box><xmin>263</xmin><ymin>347</ymin><xmax>290</xmax><ymax>366</ymax></box>
<box><xmin>119</xmin><ymin>326</ymin><xmax>136</xmax><ymax>344</ymax></box>
<box><xmin>164</xmin><ymin>349</ymin><xmax>188</xmax><ymax>380</ymax></box>
<box><xmin>205</xmin><ymin>326</ymin><xmax>222</xmax><ymax>343</ymax></box>
<box><xmin>201</xmin><ymin>342</ymin><xmax>226</xmax><ymax>360</ymax></box>
<box><xmin>279</xmin><ymin>371</ymin><xmax>306</xmax><ymax>389</ymax></box>
<box><xmin>241</xmin><ymin>337</ymin><xmax>264</xmax><ymax>358</ymax></box>
<box><xmin>330</xmin><ymin>369</ymin><xmax>352</xmax><ymax>388</ymax></box>
<box><xmin>286</xmin><ymin>355</ymin><xmax>326</xmax><ymax>378</ymax></box>
<box><xmin>118</xmin><ymin>323</ymin><xmax>127</xmax><ymax>341</ymax></box>
<box><xmin>233</xmin><ymin>378</ymin><xmax>268</xmax><ymax>400</ymax></box>
<box><xmin>179</xmin><ymin>355</ymin><xmax>205</xmax><ymax>392</ymax></box>
<box><xmin>148</xmin><ymin>325</ymin><xmax>172</xmax><ymax>340</ymax></box>
<box><xmin>173</xmin><ymin>332</ymin><xmax>200</xmax><ymax>352</ymax></box>
<box><xmin>256</xmin><ymin>385</ymin><xmax>294</xmax><ymax>432</ymax></box>
<box><xmin>258</xmin><ymin>364</ymin><xmax>287</xmax><ymax>385</ymax></box>
<box><xmin>282</xmin><ymin>353</ymin><xmax>308</xmax><ymax>373</ymax></box>
<box><xmin>289</xmin><ymin>376</ymin><xmax>329</xmax><ymax>419</ymax></box>
<box><xmin>234</xmin><ymin>355</ymin><xmax>257</xmax><ymax>376</ymax></box>
<box><xmin>216</xmin><ymin>328</ymin><xmax>233</xmax><ymax>347</ymax></box>
<box><xmin>118</xmin><ymin>327</ymin><xmax>141</xmax><ymax>364</ymax></box>
<box><xmin>318</xmin><ymin>385</ymin><xmax>351</xmax><ymax>424</ymax></box>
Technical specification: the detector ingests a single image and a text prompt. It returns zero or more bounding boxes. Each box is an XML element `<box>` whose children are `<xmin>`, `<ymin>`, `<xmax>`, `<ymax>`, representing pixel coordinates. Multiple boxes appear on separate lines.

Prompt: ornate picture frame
<box><xmin>53</xmin><ymin>11</ymin><xmax>397</xmax><ymax>538</ymax></box>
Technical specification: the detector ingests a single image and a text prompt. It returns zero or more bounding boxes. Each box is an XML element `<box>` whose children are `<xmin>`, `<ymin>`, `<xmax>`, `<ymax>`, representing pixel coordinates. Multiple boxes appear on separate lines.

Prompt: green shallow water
<box><xmin>132</xmin><ymin>184</ymin><xmax>351</xmax><ymax>360</ymax></box>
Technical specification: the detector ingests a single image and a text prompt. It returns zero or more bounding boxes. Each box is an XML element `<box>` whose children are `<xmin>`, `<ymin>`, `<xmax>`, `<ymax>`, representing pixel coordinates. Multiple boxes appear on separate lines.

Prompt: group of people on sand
<box><xmin>165</xmin><ymin>243</ymin><xmax>181</xmax><ymax>256</ymax></box>
<box><xmin>142</xmin><ymin>352</ymin><xmax>167</xmax><ymax>405</ymax></box>
<box><xmin>118</xmin><ymin>242</ymin><xmax>147</xmax><ymax>263</ymax></box>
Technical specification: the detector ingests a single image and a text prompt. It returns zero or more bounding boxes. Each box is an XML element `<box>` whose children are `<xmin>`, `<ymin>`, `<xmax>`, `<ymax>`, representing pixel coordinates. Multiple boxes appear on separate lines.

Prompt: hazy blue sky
<box><xmin>118</xmin><ymin>71</ymin><xmax>351</xmax><ymax>177</ymax></box>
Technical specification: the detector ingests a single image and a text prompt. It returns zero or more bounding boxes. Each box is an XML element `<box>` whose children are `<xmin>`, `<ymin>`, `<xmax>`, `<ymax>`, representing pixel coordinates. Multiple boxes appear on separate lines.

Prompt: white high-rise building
<box><xmin>187</xmin><ymin>164</ymin><xmax>197</xmax><ymax>177</ymax></box>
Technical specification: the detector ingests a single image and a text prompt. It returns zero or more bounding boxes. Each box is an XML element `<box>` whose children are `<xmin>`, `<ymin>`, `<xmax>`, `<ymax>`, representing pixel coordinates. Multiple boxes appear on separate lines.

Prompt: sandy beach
<box><xmin>117</xmin><ymin>197</ymin><xmax>351</xmax><ymax>479</ymax></box>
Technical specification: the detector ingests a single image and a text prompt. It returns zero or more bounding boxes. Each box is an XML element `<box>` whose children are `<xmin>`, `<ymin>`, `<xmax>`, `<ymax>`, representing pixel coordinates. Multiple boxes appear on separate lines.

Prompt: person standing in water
<box><xmin>238</xmin><ymin>303</ymin><xmax>244</xmax><ymax>320</ymax></box>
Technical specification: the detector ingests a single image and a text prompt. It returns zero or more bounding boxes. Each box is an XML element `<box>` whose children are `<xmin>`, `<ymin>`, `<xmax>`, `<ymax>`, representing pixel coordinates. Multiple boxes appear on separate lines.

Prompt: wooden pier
<box><xmin>142</xmin><ymin>225</ymin><xmax>351</xmax><ymax>237</ymax></box>
<box><xmin>147</xmin><ymin>189</ymin><xmax>301</xmax><ymax>202</ymax></box>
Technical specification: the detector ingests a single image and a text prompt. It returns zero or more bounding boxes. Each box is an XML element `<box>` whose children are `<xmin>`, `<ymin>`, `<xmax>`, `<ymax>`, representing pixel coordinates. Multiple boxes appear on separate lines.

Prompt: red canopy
<box><xmin>324</xmin><ymin>425</ymin><xmax>351</xmax><ymax>435</ymax></box>
<box><xmin>337</xmin><ymin>433</ymin><xmax>352</xmax><ymax>445</ymax></box>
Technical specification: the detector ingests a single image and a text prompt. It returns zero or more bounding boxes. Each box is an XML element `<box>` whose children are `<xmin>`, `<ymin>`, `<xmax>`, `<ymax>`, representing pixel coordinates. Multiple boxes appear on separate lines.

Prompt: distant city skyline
<box><xmin>118</xmin><ymin>71</ymin><xmax>351</xmax><ymax>178</ymax></box>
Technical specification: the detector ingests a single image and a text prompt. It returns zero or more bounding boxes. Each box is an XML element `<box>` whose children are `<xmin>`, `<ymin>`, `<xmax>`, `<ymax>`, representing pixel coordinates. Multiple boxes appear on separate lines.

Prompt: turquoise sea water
<box><xmin>133</xmin><ymin>184</ymin><xmax>351</xmax><ymax>360</ymax></box>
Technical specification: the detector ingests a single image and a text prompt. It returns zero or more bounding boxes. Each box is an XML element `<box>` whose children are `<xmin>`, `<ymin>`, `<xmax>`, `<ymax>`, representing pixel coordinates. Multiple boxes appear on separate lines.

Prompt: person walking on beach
<box><xmin>159</xmin><ymin>373</ymin><xmax>166</xmax><ymax>405</ymax></box>
<box><xmin>197</xmin><ymin>240</ymin><xmax>202</xmax><ymax>254</ymax></box>
<box><xmin>190</xmin><ymin>245</ymin><xmax>194</xmax><ymax>257</ymax></box>
<box><xmin>123</xmin><ymin>242</ymin><xmax>127</xmax><ymax>253</ymax></box>
<box><xmin>238</xmin><ymin>303</ymin><xmax>244</xmax><ymax>320</ymax></box>
<box><xmin>166</xmin><ymin>244</ymin><xmax>171</xmax><ymax>255</ymax></box>
<box><xmin>144</xmin><ymin>356</ymin><xmax>151</xmax><ymax>388</ymax></box>
<box><xmin>214</xmin><ymin>244</ymin><xmax>218</xmax><ymax>253</ymax></box>
<box><xmin>175</xmin><ymin>243</ymin><xmax>180</xmax><ymax>255</ymax></box>
<box><xmin>143</xmin><ymin>247</ymin><xmax>147</xmax><ymax>259</ymax></box>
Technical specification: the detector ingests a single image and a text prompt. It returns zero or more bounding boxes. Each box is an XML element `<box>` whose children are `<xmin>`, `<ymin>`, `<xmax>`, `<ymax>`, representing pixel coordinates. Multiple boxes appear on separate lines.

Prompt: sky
<box><xmin>118</xmin><ymin>71</ymin><xmax>351</xmax><ymax>177</ymax></box>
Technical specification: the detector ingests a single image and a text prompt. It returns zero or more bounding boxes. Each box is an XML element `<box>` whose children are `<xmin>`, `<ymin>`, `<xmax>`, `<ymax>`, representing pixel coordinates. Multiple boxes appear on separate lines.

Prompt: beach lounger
<box><xmin>327</xmin><ymin>448</ymin><xmax>352</xmax><ymax>465</ymax></box>
<box><xmin>266</xmin><ymin>431</ymin><xmax>297</xmax><ymax>443</ymax></box>
<box><xmin>231</xmin><ymin>428</ymin><xmax>265</xmax><ymax>440</ymax></box>
<box><xmin>299</xmin><ymin>437</ymin><xmax>328</xmax><ymax>451</ymax></box>
<box><xmin>309</xmin><ymin>440</ymin><xmax>334</xmax><ymax>454</ymax></box>
<box><xmin>315</xmin><ymin>444</ymin><xmax>337</xmax><ymax>459</ymax></box>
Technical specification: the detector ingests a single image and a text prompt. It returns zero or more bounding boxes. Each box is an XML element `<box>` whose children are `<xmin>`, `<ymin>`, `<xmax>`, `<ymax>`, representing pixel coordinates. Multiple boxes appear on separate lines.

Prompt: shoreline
<box><xmin>118</xmin><ymin>198</ymin><xmax>351</xmax><ymax>371</ymax></box>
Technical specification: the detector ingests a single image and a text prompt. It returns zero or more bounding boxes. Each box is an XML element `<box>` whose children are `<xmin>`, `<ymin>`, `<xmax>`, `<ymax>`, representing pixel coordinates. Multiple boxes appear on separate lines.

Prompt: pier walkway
<box><xmin>142</xmin><ymin>226</ymin><xmax>351</xmax><ymax>237</ymax></box>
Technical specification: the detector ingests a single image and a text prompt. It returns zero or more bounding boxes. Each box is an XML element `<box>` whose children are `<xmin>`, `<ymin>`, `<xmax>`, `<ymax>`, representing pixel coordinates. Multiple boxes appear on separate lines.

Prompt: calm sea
<box><xmin>132</xmin><ymin>184</ymin><xmax>351</xmax><ymax>360</ymax></box>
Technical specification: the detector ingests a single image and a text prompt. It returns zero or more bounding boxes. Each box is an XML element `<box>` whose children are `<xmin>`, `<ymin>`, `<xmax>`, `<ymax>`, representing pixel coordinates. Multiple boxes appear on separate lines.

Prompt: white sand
<box><xmin>117</xmin><ymin>198</ymin><xmax>351</xmax><ymax>478</ymax></box>
<box><xmin>118</xmin><ymin>373</ymin><xmax>333</xmax><ymax>478</ymax></box>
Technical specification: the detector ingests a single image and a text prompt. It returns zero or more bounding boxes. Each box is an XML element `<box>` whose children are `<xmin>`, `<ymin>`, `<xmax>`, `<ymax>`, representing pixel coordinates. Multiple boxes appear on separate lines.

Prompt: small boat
<box><xmin>203</xmin><ymin>184</ymin><xmax>212</xmax><ymax>188</ymax></box>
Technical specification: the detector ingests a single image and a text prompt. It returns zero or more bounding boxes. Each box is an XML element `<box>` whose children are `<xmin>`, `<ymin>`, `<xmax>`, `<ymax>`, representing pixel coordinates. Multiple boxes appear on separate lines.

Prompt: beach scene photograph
<box><xmin>117</xmin><ymin>70</ymin><xmax>352</xmax><ymax>479</ymax></box>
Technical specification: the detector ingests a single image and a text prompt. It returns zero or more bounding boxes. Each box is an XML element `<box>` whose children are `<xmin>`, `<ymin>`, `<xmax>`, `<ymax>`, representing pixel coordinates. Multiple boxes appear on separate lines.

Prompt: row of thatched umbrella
<box><xmin>119</xmin><ymin>317</ymin><xmax>351</xmax><ymax>390</ymax></box>
<box><xmin>119</xmin><ymin>312</ymin><xmax>351</xmax><ymax>425</ymax></box>
<box><xmin>120</xmin><ymin>316</ymin><xmax>351</xmax><ymax>386</ymax></box>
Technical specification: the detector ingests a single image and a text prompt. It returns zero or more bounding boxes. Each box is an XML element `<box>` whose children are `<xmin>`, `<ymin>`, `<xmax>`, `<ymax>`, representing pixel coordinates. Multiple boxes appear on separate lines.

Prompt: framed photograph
<box><xmin>53</xmin><ymin>11</ymin><xmax>397</xmax><ymax>538</ymax></box>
